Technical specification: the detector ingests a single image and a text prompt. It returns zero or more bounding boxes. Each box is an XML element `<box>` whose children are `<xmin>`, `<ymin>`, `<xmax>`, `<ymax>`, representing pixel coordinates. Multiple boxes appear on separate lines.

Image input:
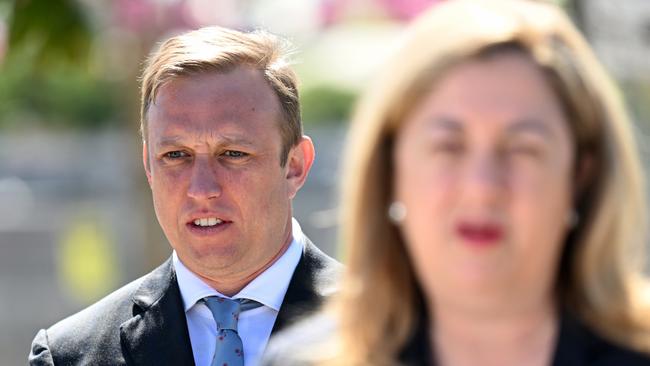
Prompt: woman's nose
<box><xmin>462</xmin><ymin>153</ymin><xmax>506</xmax><ymax>202</ymax></box>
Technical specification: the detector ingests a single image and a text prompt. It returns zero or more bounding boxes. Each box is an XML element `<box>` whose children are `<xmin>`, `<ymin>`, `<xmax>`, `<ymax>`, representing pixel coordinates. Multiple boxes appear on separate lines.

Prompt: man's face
<box><xmin>144</xmin><ymin>67</ymin><xmax>309</xmax><ymax>283</ymax></box>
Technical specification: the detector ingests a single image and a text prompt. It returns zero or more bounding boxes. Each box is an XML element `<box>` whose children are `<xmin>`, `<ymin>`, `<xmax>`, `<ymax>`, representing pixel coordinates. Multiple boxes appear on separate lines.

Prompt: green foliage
<box><xmin>0</xmin><ymin>0</ymin><xmax>125</xmax><ymax>130</ymax></box>
<box><xmin>0</xmin><ymin>61</ymin><xmax>123</xmax><ymax>129</ymax></box>
<box><xmin>6</xmin><ymin>0</ymin><xmax>92</xmax><ymax>70</ymax></box>
<box><xmin>300</xmin><ymin>84</ymin><xmax>357</xmax><ymax>125</ymax></box>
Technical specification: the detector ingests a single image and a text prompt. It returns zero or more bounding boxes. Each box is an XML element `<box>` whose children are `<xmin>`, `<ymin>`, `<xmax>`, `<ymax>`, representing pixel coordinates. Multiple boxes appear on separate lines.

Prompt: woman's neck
<box><xmin>432</xmin><ymin>300</ymin><xmax>558</xmax><ymax>366</ymax></box>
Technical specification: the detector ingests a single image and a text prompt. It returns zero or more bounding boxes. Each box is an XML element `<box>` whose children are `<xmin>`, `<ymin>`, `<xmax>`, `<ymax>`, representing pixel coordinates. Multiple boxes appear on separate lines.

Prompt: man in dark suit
<box><xmin>29</xmin><ymin>26</ymin><xmax>340</xmax><ymax>366</ymax></box>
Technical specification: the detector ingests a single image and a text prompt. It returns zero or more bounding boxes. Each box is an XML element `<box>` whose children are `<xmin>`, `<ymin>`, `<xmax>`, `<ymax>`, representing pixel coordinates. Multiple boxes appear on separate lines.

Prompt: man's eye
<box><xmin>164</xmin><ymin>151</ymin><xmax>188</xmax><ymax>159</ymax></box>
<box><xmin>223</xmin><ymin>150</ymin><xmax>247</xmax><ymax>158</ymax></box>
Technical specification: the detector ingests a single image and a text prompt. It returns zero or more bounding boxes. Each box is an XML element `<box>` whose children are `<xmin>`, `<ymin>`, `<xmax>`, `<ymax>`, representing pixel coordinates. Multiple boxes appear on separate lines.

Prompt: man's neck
<box><xmin>432</xmin><ymin>299</ymin><xmax>558</xmax><ymax>366</ymax></box>
<box><xmin>194</xmin><ymin>228</ymin><xmax>295</xmax><ymax>297</ymax></box>
<box><xmin>218</xmin><ymin>239</ymin><xmax>293</xmax><ymax>296</ymax></box>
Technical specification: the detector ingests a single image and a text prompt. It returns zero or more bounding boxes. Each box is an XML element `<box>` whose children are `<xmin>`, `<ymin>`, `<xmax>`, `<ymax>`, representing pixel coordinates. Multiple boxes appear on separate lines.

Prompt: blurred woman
<box><xmin>264</xmin><ymin>0</ymin><xmax>650</xmax><ymax>365</ymax></box>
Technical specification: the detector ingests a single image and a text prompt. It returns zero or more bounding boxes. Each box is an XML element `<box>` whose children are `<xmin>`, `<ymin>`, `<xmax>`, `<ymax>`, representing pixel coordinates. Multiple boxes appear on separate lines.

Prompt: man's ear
<box><xmin>285</xmin><ymin>136</ymin><xmax>315</xmax><ymax>199</ymax></box>
<box><xmin>143</xmin><ymin>141</ymin><xmax>152</xmax><ymax>186</ymax></box>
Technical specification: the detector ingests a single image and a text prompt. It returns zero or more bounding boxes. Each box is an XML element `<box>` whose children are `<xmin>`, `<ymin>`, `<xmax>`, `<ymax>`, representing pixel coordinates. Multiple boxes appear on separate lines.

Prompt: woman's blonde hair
<box><xmin>335</xmin><ymin>0</ymin><xmax>650</xmax><ymax>363</ymax></box>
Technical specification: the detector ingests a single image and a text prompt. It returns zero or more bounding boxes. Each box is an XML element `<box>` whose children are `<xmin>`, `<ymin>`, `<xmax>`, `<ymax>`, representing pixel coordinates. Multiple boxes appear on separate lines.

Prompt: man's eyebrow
<box><xmin>507</xmin><ymin>119</ymin><xmax>554</xmax><ymax>139</ymax></box>
<box><xmin>155</xmin><ymin>136</ymin><xmax>183</xmax><ymax>148</ymax></box>
<box><xmin>219</xmin><ymin>134</ymin><xmax>255</xmax><ymax>147</ymax></box>
<box><xmin>154</xmin><ymin>134</ymin><xmax>256</xmax><ymax>148</ymax></box>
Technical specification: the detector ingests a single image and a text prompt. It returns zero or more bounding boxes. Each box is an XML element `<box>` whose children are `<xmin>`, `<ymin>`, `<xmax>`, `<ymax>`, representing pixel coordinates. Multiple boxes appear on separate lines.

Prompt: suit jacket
<box><xmin>398</xmin><ymin>309</ymin><xmax>650</xmax><ymax>366</ymax></box>
<box><xmin>263</xmin><ymin>308</ymin><xmax>650</xmax><ymax>366</ymax></box>
<box><xmin>29</xmin><ymin>240</ymin><xmax>341</xmax><ymax>366</ymax></box>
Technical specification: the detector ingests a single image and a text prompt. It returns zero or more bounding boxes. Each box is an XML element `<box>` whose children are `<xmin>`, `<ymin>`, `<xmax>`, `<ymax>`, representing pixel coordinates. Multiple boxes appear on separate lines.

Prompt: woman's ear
<box><xmin>574</xmin><ymin>153</ymin><xmax>595</xmax><ymax>202</ymax></box>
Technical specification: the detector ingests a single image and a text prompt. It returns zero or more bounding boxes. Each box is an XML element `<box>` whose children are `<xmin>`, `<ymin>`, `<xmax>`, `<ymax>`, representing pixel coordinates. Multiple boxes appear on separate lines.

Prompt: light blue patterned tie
<box><xmin>204</xmin><ymin>297</ymin><xmax>261</xmax><ymax>366</ymax></box>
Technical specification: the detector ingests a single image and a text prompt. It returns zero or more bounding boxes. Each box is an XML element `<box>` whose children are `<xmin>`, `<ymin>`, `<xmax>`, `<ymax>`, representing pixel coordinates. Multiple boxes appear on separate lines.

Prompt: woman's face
<box><xmin>393</xmin><ymin>53</ymin><xmax>575</xmax><ymax>314</ymax></box>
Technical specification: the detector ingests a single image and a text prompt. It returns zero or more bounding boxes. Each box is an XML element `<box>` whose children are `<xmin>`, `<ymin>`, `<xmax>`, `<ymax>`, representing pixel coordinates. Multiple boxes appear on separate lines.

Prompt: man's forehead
<box><xmin>153</xmin><ymin>130</ymin><xmax>257</xmax><ymax>147</ymax></box>
<box><xmin>147</xmin><ymin>70</ymin><xmax>283</xmax><ymax>129</ymax></box>
<box><xmin>149</xmin><ymin>75</ymin><xmax>281</xmax><ymax>125</ymax></box>
<box><xmin>146</xmin><ymin>104</ymin><xmax>284</xmax><ymax>153</ymax></box>
<box><xmin>152</xmin><ymin>68</ymin><xmax>278</xmax><ymax>108</ymax></box>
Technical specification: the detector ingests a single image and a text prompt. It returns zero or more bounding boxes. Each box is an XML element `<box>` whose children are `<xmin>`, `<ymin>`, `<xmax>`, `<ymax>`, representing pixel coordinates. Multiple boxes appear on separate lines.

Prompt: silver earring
<box><xmin>388</xmin><ymin>201</ymin><xmax>407</xmax><ymax>223</ymax></box>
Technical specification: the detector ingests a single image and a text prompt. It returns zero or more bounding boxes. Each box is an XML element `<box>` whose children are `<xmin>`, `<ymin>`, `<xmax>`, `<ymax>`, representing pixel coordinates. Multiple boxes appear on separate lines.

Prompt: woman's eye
<box><xmin>432</xmin><ymin>141</ymin><xmax>464</xmax><ymax>154</ymax></box>
<box><xmin>508</xmin><ymin>145</ymin><xmax>541</xmax><ymax>158</ymax></box>
<box><xmin>223</xmin><ymin>150</ymin><xmax>247</xmax><ymax>158</ymax></box>
<box><xmin>164</xmin><ymin>151</ymin><xmax>188</xmax><ymax>159</ymax></box>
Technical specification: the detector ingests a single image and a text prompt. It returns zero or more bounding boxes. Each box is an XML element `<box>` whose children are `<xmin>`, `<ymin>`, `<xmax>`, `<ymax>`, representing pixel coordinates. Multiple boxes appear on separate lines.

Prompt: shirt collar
<box><xmin>173</xmin><ymin>218</ymin><xmax>305</xmax><ymax>312</ymax></box>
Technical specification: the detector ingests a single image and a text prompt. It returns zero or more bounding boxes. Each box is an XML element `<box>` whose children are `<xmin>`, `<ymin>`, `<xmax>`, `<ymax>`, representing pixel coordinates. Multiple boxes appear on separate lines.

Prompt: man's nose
<box><xmin>187</xmin><ymin>156</ymin><xmax>222</xmax><ymax>200</ymax></box>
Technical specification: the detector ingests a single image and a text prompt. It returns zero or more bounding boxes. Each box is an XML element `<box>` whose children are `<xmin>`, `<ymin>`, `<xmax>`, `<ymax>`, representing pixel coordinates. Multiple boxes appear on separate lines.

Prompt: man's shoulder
<box><xmin>300</xmin><ymin>237</ymin><xmax>342</xmax><ymax>270</ymax></box>
<box><xmin>300</xmin><ymin>239</ymin><xmax>343</xmax><ymax>296</ymax></box>
<box><xmin>46</xmin><ymin>272</ymin><xmax>146</xmax><ymax>339</ymax></box>
<box><xmin>271</xmin><ymin>238</ymin><xmax>342</xmax><ymax>335</ymax></box>
<box><xmin>30</xmin><ymin>258</ymin><xmax>175</xmax><ymax>364</ymax></box>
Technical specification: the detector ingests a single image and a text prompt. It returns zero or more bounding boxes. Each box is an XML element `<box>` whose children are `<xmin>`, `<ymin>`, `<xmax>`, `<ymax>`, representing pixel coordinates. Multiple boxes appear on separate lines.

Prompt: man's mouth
<box><xmin>186</xmin><ymin>215</ymin><xmax>233</xmax><ymax>235</ymax></box>
<box><xmin>192</xmin><ymin>217</ymin><xmax>223</xmax><ymax>227</ymax></box>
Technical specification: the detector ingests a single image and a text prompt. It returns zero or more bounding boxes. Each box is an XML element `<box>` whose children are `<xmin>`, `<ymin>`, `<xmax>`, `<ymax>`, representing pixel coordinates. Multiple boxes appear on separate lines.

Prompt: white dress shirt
<box><xmin>173</xmin><ymin>218</ymin><xmax>305</xmax><ymax>366</ymax></box>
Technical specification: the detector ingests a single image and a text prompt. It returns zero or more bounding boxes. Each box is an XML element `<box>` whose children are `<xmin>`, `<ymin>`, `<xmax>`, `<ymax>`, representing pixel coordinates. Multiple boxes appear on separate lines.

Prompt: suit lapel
<box><xmin>272</xmin><ymin>239</ymin><xmax>341</xmax><ymax>335</ymax></box>
<box><xmin>119</xmin><ymin>258</ymin><xmax>195</xmax><ymax>365</ymax></box>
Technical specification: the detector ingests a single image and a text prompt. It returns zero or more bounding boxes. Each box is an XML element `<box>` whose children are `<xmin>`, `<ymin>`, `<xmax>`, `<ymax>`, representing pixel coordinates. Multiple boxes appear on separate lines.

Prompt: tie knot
<box><xmin>204</xmin><ymin>297</ymin><xmax>241</xmax><ymax>331</ymax></box>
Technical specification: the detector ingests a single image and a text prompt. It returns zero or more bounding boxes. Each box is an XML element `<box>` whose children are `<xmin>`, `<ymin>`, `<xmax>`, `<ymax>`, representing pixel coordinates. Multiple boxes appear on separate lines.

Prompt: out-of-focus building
<box><xmin>579</xmin><ymin>0</ymin><xmax>650</xmax><ymax>83</ymax></box>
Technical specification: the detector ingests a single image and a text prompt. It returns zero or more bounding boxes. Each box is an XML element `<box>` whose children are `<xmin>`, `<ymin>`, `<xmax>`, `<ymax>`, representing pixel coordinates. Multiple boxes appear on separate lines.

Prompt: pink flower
<box><xmin>379</xmin><ymin>0</ymin><xmax>443</xmax><ymax>21</ymax></box>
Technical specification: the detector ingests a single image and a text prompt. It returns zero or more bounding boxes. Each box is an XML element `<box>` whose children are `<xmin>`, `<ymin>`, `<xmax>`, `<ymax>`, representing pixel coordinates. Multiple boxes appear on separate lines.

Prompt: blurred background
<box><xmin>0</xmin><ymin>0</ymin><xmax>648</xmax><ymax>364</ymax></box>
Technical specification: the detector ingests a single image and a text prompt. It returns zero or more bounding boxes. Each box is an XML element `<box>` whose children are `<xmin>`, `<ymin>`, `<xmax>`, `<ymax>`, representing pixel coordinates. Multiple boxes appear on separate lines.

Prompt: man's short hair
<box><xmin>140</xmin><ymin>26</ymin><xmax>302</xmax><ymax>166</ymax></box>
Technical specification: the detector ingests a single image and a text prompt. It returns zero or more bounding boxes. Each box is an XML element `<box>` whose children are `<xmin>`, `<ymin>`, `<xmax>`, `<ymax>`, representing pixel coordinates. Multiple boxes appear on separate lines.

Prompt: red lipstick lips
<box><xmin>456</xmin><ymin>222</ymin><xmax>503</xmax><ymax>246</ymax></box>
